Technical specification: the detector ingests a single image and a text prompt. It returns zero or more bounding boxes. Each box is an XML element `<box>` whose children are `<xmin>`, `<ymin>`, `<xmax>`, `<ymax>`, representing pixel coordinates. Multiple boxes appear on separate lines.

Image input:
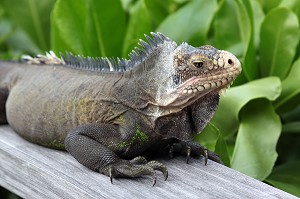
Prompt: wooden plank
<box><xmin>0</xmin><ymin>125</ymin><xmax>296</xmax><ymax>199</ymax></box>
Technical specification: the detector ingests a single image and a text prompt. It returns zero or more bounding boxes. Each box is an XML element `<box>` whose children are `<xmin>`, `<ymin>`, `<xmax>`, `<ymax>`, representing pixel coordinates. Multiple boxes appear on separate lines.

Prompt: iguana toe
<box><xmin>146</xmin><ymin>160</ymin><xmax>168</xmax><ymax>181</ymax></box>
<box><xmin>130</xmin><ymin>156</ymin><xmax>148</xmax><ymax>164</ymax></box>
<box><xmin>106</xmin><ymin>157</ymin><xmax>167</xmax><ymax>186</ymax></box>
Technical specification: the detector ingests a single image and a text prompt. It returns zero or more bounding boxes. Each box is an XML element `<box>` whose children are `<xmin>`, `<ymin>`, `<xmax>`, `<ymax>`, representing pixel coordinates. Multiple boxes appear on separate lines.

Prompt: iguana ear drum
<box><xmin>172</xmin><ymin>74</ymin><xmax>181</xmax><ymax>85</ymax></box>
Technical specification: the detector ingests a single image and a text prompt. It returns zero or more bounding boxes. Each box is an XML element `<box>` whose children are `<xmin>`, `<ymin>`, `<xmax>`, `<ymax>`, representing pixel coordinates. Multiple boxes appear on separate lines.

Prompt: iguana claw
<box><xmin>204</xmin><ymin>148</ymin><xmax>208</xmax><ymax>165</ymax></box>
<box><xmin>169</xmin><ymin>141</ymin><xmax>222</xmax><ymax>165</ymax></box>
<box><xmin>109</xmin><ymin>167</ymin><xmax>113</xmax><ymax>184</ymax></box>
<box><xmin>105</xmin><ymin>157</ymin><xmax>168</xmax><ymax>186</ymax></box>
<box><xmin>186</xmin><ymin>146</ymin><xmax>191</xmax><ymax>164</ymax></box>
<box><xmin>146</xmin><ymin>160</ymin><xmax>168</xmax><ymax>181</ymax></box>
<box><xmin>151</xmin><ymin>171</ymin><xmax>157</xmax><ymax>187</ymax></box>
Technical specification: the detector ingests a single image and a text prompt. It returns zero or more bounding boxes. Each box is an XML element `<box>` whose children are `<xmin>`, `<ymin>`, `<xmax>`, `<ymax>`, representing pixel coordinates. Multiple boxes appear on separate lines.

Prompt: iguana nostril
<box><xmin>228</xmin><ymin>59</ymin><xmax>233</xmax><ymax>65</ymax></box>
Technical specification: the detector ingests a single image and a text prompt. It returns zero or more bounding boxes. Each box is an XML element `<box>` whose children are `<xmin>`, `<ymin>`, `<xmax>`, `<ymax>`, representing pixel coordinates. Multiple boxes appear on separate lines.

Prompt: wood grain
<box><xmin>0</xmin><ymin>125</ymin><xmax>296</xmax><ymax>199</ymax></box>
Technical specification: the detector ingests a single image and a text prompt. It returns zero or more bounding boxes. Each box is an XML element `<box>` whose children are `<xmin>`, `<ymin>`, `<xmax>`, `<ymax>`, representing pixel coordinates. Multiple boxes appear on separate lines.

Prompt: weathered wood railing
<box><xmin>0</xmin><ymin>125</ymin><xmax>296</xmax><ymax>198</ymax></box>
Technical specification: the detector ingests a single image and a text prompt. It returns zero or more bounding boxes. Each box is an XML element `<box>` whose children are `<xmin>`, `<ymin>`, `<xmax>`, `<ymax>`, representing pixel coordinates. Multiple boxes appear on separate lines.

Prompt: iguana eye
<box><xmin>193</xmin><ymin>61</ymin><xmax>204</xmax><ymax>68</ymax></box>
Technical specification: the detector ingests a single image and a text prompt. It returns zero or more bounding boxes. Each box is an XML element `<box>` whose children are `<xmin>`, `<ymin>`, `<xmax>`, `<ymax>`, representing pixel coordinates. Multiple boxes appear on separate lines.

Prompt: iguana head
<box><xmin>120</xmin><ymin>33</ymin><xmax>241</xmax><ymax>110</ymax></box>
<box><xmin>154</xmin><ymin>42</ymin><xmax>241</xmax><ymax>108</ymax></box>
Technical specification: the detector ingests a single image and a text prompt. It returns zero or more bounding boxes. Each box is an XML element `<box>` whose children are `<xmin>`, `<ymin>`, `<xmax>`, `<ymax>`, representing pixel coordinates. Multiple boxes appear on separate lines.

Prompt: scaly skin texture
<box><xmin>0</xmin><ymin>33</ymin><xmax>241</xmax><ymax>185</ymax></box>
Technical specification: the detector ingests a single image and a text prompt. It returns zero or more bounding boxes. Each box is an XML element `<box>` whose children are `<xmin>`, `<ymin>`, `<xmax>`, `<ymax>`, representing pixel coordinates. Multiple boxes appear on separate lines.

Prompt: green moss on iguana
<box><xmin>110</xmin><ymin>125</ymin><xmax>149</xmax><ymax>150</ymax></box>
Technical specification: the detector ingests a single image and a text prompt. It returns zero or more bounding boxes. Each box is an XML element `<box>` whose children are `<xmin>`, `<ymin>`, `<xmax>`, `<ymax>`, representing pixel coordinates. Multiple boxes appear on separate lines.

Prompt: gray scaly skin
<box><xmin>0</xmin><ymin>33</ymin><xmax>241</xmax><ymax>186</ymax></box>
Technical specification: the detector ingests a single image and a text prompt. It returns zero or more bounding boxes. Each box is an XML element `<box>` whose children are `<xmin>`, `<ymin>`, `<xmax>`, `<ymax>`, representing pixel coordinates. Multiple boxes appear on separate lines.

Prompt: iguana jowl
<box><xmin>0</xmin><ymin>32</ymin><xmax>241</xmax><ymax>185</ymax></box>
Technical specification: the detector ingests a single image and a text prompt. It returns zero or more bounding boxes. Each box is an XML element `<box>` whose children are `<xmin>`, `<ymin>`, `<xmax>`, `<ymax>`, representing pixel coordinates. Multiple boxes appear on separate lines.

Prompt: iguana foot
<box><xmin>105</xmin><ymin>156</ymin><xmax>168</xmax><ymax>186</ymax></box>
<box><xmin>169</xmin><ymin>141</ymin><xmax>223</xmax><ymax>165</ymax></box>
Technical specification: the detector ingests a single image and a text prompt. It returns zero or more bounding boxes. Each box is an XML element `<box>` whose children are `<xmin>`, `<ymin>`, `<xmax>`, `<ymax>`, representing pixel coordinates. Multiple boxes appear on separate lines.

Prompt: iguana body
<box><xmin>0</xmin><ymin>33</ymin><xmax>241</xmax><ymax>185</ymax></box>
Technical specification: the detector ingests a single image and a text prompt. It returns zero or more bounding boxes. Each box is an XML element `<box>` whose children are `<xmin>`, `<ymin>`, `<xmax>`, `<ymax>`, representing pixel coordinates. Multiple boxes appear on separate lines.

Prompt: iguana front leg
<box><xmin>169</xmin><ymin>94</ymin><xmax>222</xmax><ymax>164</ymax></box>
<box><xmin>64</xmin><ymin>123</ymin><xmax>168</xmax><ymax>185</ymax></box>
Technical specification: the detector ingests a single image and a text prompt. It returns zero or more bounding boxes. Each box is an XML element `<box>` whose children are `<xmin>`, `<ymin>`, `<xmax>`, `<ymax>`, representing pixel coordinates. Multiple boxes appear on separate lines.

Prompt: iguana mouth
<box><xmin>177</xmin><ymin>68</ymin><xmax>241</xmax><ymax>95</ymax></box>
<box><xmin>164</xmin><ymin>61</ymin><xmax>241</xmax><ymax>108</ymax></box>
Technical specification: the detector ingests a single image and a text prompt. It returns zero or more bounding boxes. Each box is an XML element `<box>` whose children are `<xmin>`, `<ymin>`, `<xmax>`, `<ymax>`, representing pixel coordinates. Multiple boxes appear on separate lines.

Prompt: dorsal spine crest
<box><xmin>22</xmin><ymin>32</ymin><xmax>175</xmax><ymax>73</ymax></box>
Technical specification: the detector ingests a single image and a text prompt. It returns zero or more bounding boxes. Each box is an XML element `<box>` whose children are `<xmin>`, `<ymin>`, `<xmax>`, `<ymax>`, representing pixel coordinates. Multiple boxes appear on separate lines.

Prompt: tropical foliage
<box><xmin>0</xmin><ymin>0</ymin><xmax>300</xmax><ymax>197</ymax></box>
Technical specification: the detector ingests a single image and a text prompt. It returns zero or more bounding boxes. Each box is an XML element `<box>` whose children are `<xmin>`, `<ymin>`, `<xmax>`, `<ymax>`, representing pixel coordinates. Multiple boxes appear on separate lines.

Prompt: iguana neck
<box><xmin>113</xmin><ymin>40</ymin><xmax>178</xmax><ymax>113</ymax></box>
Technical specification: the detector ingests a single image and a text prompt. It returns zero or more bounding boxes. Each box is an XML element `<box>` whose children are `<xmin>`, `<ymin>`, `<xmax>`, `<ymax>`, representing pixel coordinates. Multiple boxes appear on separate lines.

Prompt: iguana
<box><xmin>0</xmin><ymin>32</ymin><xmax>241</xmax><ymax>186</ymax></box>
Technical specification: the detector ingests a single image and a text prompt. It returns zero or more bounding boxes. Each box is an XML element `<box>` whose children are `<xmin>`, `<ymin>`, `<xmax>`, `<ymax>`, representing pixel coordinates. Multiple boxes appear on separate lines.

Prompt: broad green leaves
<box><xmin>51</xmin><ymin>0</ymin><xmax>87</xmax><ymax>55</ymax></box>
<box><xmin>212</xmin><ymin>77</ymin><xmax>281</xmax><ymax>138</ymax></box>
<box><xmin>122</xmin><ymin>0</ymin><xmax>170</xmax><ymax>56</ymax></box>
<box><xmin>122</xmin><ymin>0</ymin><xmax>152</xmax><ymax>57</ymax></box>
<box><xmin>197</xmin><ymin>77</ymin><xmax>281</xmax><ymax>175</ymax></box>
<box><xmin>266</xmin><ymin>161</ymin><xmax>300</xmax><ymax>197</ymax></box>
<box><xmin>52</xmin><ymin>0</ymin><xmax>126</xmax><ymax>57</ymax></box>
<box><xmin>212</xmin><ymin>0</ymin><xmax>242</xmax><ymax>56</ymax></box>
<box><xmin>275</xmin><ymin>57</ymin><xmax>300</xmax><ymax>112</ymax></box>
<box><xmin>231</xmin><ymin>100</ymin><xmax>281</xmax><ymax>180</ymax></box>
<box><xmin>282</xmin><ymin>122</ymin><xmax>300</xmax><ymax>134</ymax></box>
<box><xmin>260</xmin><ymin>8</ymin><xmax>300</xmax><ymax>79</ymax></box>
<box><xmin>234</xmin><ymin>0</ymin><xmax>257</xmax><ymax>81</ymax></box>
<box><xmin>157</xmin><ymin>0</ymin><xmax>218</xmax><ymax>46</ymax></box>
<box><xmin>3</xmin><ymin>0</ymin><xmax>55</xmax><ymax>52</ymax></box>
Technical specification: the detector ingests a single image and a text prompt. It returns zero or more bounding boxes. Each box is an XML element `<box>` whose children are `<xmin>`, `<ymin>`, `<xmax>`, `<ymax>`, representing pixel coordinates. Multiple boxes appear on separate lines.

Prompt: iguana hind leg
<box><xmin>0</xmin><ymin>87</ymin><xmax>8</xmax><ymax>124</ymax></box>
<box><xmin>65</xmin><ymin>123</ymin><xmax>167</xmax><ymax>186</ymax></box>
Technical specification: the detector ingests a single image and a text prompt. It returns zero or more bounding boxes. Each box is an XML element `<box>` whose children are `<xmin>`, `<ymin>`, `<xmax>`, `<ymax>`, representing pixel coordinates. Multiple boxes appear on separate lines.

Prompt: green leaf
<box><xmin>231</xmin><ymin>99</ymin><xmax>281</xmax><ymax>180</ymax></box>
<box><xmin>50</xmin><ymin>13</ymin><xmax>72</xmax><ymax>53</ymax></box>
<box><xmin>259</xmin><ymin>8</ymin><xmax>300</xmax><ymax>79</ymax></box>
<box><xmin>215</xmin><ymin>133</ymin><xmax>230</xmax><ymax>167</ymax></box>
<box><xmin>211</xmin><ymin>77</ymin><xmax>281</xmax><ymax>138</ymax></box>
<box><xmin>275</xmin><ymin>57</ymin><xmax>300</xmax><ymax>112</ymax></box>
<box><xmin>144</xmin><ymin>0</ymin><xmax>170</xmax><ymax>28</ymax></box>
<box><xmin>195</xmin><ymin>123</ymin><xmax>219</xmax><ymax>151</ymax></box>
<box><xmin>276</xmin><ymin>133</ymin><xmax>300</xmax><ymax>163</ymax></box>
<box><xmin>122</xmin><ymin>0</ymin><xmax>162</xmax><ymax>56</ymax></box>
<box><xmin>266</xmin><ymin>161</ymin><xmax>300</xmax><ymax>197</ymax></box>
<box><xmin>86</xmin><ymin>0</ymin><xmax>126</xmax><ymax>57</ymax></box>
<box><xmin>234</xmin><ymin>0</ymin><xmax>257</xmax><ymax>80</ymax></box>
<box><xmin>281</xmin><ymin>104</ymin><xmax>300</xmax><ymax>123</ymax></box>
<box><xmin>256</xmin><ymin>0</ymin><xmax>282</xmax><ymax>13</ymax></box>
<box><xmin>279</xmin><ymin>0</ymin><xmax>300</xmax><ymax>61</ymax></box>
<box><xmin>0</xmin><ymin>19</ymin><xmax>40</xmax><ymax>56</ymax></box>
<box><xmin>51</xmin><ymin>0</ymin><xmax>88</xmax><ymax>54</ymax></box>
<box><xmin>156</xmin><ymin>0</ymin><xmax>218</xmax><ymax>45</ymax></box>
<box><xmin>212</xmin><ymin>0</ymin><xmax>241</xmax><ymax>50</ymax></box>
<box><xmin>282</xmin><ymin>122</ymin><xmax>300</xmax><ymax>134</ymax></box>
<box><xmin>3</xmin><ymin>0</ymin><xmax>55</xmax><ymax>51</ymax></box>
<box><xmin>52</xmin><ymin>0</ymin><xmax>126</xmax><ymax>57</ymax></box>
<box><xmin>249</xmin><ymin>0</ymin><xmax>265</xmax><ymax>47</ymax></box>
<box><xmin>195</xmin><ymin>123</ymin><xmax>230</xmax><ymax>166</ymax></box>
<box><xmin>6</xmin><ymin>28</ymin><xmax>41</xmax><ymax>56</ymax></box>
<box><xmin>120</xmin><ymin>0</ymin><xmax>136</xmax><ymax>11</ymax></box>
<box><xmin>279</xmin><ymin>0</ymin><xmax>300</xmax><ymax>13</ymax></box>
<box><xmin>0</xmin><ymin>19</ymin><xmax>13</xmax><ymax>45</ymax></box>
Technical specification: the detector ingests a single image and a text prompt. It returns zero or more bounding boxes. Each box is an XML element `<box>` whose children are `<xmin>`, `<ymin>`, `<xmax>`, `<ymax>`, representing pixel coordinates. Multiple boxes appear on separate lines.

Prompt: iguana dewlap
<box><xmin>0</xmin><ymin>33</ymin><xmax>241</xmax><ymax>185</ymax></box>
